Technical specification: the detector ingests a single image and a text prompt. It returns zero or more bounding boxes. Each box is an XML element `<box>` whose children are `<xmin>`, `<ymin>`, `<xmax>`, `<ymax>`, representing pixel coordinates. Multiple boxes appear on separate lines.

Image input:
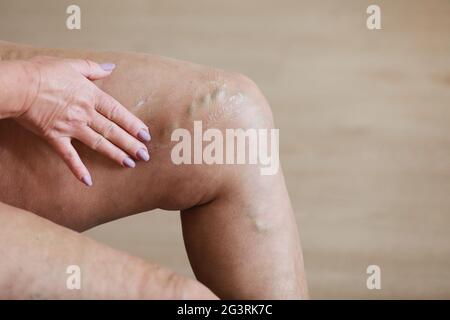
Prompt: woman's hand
<box><xmin>14</xmin><ymin>56</ymin><xmax>151</xmax><ymax>186</ymax></box>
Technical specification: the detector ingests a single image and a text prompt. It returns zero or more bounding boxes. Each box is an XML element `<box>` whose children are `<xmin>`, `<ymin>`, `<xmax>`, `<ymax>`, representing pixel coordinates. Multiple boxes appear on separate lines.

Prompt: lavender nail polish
<box><xmin>100</xmin><ymin>63</ymin><xmax>116</xmax><ymax>72</ymax></box>
<box><xmin>81</xmin><ymin>175</ymin><xmax>93</xmax><ymax>187</ymax></box>
<box><xmin>123</xmin><ymin>157</ymin><xmax>136</xmax><ymax>168</ymax></box>
<box><xmin>138</xmin><ymin>129</ymin><xmax>151</xmax><ymax>142</ymax></box>
<box><xmin>137</xmin><ymin>148</ymin><xmax>150</xmax><ymax>161</ymax></box>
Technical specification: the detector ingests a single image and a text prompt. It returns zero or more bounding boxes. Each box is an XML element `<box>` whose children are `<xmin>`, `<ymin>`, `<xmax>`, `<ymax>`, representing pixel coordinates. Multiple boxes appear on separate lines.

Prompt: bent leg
<box><xmin>0</xmin><ymin>202</ymin><xmax>216</xmax><ymax>299</ymax></box>
<box><xmin>0</xmin><ymin>41</ymin><xmax>308</xmax><ymax>298</ymax></box>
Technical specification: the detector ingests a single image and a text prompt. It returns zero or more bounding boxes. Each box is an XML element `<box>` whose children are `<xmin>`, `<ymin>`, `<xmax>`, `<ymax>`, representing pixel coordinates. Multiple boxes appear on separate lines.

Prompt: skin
<box><xmin>0</xmin><ymin>56</ymin><xmax>152</xmax><ymax>186</ymax></box>
<box><xmin>0</xmin><ymin>201</ymin><xmax>215</xmax><ymax>299</ymax></box>
<box><xmin>0</xmin><ymin>41</ymin><xmax>308</xmax><ymax>299</ymax></box>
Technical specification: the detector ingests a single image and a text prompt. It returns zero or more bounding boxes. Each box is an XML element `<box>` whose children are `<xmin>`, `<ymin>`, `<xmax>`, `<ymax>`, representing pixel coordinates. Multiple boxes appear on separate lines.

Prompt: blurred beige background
<box><xmin>1</xmin><ymin>0</ymin><xmax>449</xmax><ymax>298</ymax></box>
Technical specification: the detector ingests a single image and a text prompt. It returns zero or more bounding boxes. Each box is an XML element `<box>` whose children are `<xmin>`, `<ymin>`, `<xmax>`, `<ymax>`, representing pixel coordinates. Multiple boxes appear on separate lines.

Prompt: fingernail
<box><xmin>100</xmin><ymin>63</ymin><xmax>116</xmax><ymax>72</ymax></box>
<box><xmin>81</xmin><ymin>175</ymin><xmax>93</xmax><ymax>187</ymax></box>
<box><xmin>137</xmin><ymin>148</ymin><xmax>150</xmax><ymax>161</ymax></box>
<box><xmin>123</xmin><ymin>157</ymin><xmax>136</xmax><ymax>168</ymax></box>
<box><xmin>138</xmin><ymin>129</ymin><xmax>151</xmax><ymax>142</ymax></box>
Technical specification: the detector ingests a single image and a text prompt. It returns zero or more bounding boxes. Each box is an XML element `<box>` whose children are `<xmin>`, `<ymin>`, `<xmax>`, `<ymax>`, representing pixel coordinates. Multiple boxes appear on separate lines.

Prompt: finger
<box><xmin>49</xmin><ymin>138</ymin><xmax>93</xmax><ymax>187</ymax></box>
<box><xmin>67</xmin><ymin>59</ymin><xmax>116</xmax><ymax>80</ymax></box>
<box><xmin>90</xmin><ymin>112</ymin><xmax>150</xmax><ymax>161</ymax></box>
<box><xmin>95</xmin><ymin>91</ymin><xmax>151</xmax><ymax>143</ymax></box>
<box><xmin>75</xmin><ymin>127</ymin><xmax>137</xmax><ymax>168</ymax></box>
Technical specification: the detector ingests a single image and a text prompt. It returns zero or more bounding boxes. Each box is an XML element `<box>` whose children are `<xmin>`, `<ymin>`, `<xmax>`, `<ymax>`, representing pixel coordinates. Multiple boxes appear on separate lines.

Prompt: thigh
<box><xmin>0</xmin><ymin>41</ymin><xmax>228</xmax><ymax>230</ymax></box>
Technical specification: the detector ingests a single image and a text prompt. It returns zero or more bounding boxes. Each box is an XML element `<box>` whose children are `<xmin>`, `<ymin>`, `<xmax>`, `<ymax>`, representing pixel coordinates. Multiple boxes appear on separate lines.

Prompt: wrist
<box><xmin>16</xmin><ymin>60</ymin><xmax>41</xmax><ymax>117</ymax></box>
<box><xmin>0</xmin><ymin>60</ymin><xmax>40</xmax><ymax>119</ymax></box>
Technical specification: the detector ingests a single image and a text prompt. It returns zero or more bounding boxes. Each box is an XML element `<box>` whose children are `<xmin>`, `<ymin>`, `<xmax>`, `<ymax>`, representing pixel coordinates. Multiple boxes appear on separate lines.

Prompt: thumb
<box><xmin>68</xmin><ymin>59</ymin><xmax>116</xmax><ymax>80</ymax></box>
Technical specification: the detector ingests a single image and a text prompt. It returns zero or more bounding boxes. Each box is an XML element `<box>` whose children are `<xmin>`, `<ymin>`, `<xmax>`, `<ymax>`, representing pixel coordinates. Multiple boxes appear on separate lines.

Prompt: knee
<box><xmin>185</xmin><ymin>70</ymin><xmax>280</xmax><ymax>180</ymax></box>
<box><xmin>165</xmin><ymin>69</ymin><xmax>279</xmax><ymax>207</ymax></box>
<box><xmin>189</xmin><ymin>71</ymin><xmax>274</xmax><ymax>131</ymax></box>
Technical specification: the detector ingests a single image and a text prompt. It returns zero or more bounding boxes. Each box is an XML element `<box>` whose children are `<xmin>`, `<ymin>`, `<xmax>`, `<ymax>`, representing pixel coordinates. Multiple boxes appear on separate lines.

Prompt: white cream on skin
<box><xmin>188</xmin><ymin>81</ymin><xmax>247</xmax><ymax>124</ymax></box>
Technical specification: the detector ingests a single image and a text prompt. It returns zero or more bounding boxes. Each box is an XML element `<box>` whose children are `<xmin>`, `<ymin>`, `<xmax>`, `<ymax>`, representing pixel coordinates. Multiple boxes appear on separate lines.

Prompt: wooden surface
<box><xmin>1</xmin><ymin>0</ymin><xmax>449</xmax><ymax>298</ymax></box>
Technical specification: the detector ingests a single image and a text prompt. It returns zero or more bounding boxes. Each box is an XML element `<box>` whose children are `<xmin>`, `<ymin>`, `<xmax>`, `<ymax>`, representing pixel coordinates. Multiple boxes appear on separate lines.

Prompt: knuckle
<box><xmin>107</xmin><ymin>103</ymin><xmax>119</xmax><ymax>119</ymax></box>
<box><xmin>125</xmin><ymin>139</ymin><xmax>143</xmax><ymax>153</ymax></box>
<box><xmin>92</xmin><ymin>135</ymin><xmax>104</xmax><ymax>151</ymax></box>
<box><xmin>103</xmin><ymin>123</ymin><xmax>116</xmax><ymax>139</ymax></box>
<box><xmin>61</xmin><ymin>149</ymin><xmax>75</xmax><ymax>162</ymax></box>
<box><xmin>71</xmin><ymin>163</ymin><xmax>84</xmax><ymax>174</ymax></box>
<box><xmin>66</xmin><ymin>105</ymin><xmax>89</xmax><ymax>126</ymax></box>
<box><xmin>137</xmin><ymin>142</ymin><xmax>147</xmax><ymax>150</ymax></box>
<box><xmin>120</xmin><ymin>141</ymin><xmax>134</xmax><ymax>154</ymax></box>
<box><xmin>64</xmin><ymin>151</ymin><xmax>75</xmax><ymax>161</ymax></box>
<box><xmin>116</xmin><ymin>151</ymin><xmax>128</xmax><ymax>163</ymax></box>
<box><xmin>41</xmin><ymin>127</ymin><xmax>56</xmax><ymax>139</ymax></box>
<box><xmin>83</xmin><ymin>59</ymin><xmax>95</xmax><ymax>71</ymax></box>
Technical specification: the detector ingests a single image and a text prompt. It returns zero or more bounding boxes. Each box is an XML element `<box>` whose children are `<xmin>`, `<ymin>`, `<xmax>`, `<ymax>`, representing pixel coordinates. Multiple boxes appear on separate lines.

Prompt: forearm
<box><xmin>0</xmin><ymin>60</ymin><xmax>37</xmax><ymax>119</ymax></box>
<box><xmin>0</xmin><ymin>202</ymin><xmax>216</xmax><ymax>299</ymax></box>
